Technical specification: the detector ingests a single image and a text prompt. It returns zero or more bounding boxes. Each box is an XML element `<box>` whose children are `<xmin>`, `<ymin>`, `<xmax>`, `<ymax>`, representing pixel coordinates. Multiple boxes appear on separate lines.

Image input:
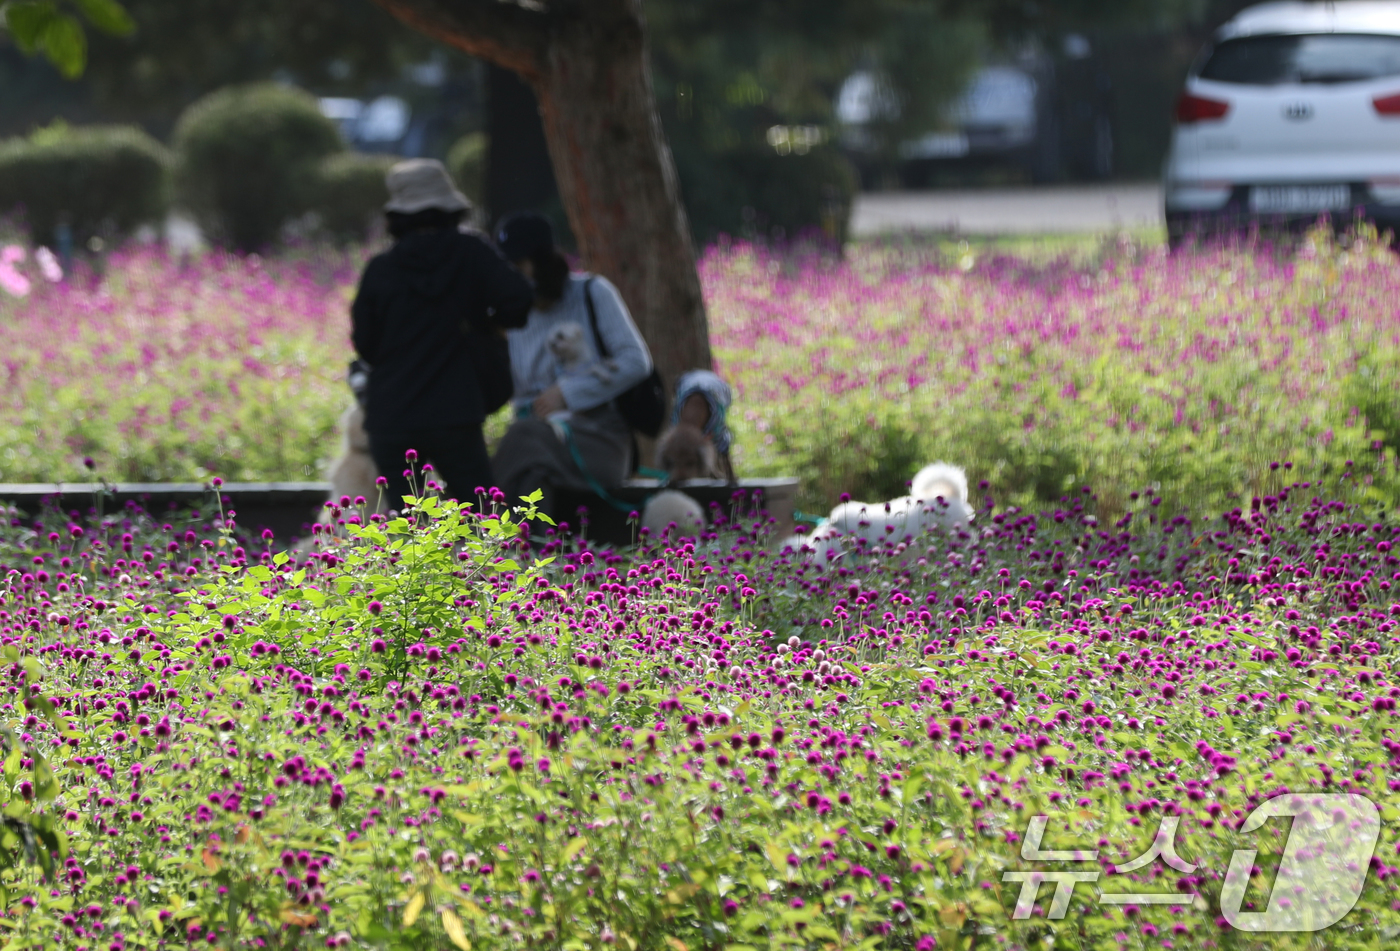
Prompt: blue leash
<box><xmin>558</xmin><ymin>420</ymin><xmax>663</xmax><ymax>516</ymax></box>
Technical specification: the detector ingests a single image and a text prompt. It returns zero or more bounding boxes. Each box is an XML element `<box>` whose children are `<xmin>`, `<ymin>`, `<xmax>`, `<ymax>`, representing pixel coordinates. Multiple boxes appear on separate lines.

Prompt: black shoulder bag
<box><xmin>583</xmin><ymin>277</ymin><xmax>667</xmax><ymax>438</ymax></box>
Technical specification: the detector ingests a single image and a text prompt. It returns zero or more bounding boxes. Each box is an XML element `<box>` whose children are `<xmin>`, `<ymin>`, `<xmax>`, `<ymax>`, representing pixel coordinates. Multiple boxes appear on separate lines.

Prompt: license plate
<box><xmin>1248</xmin><ymin>184</ymin><xmax>1351</xmax><ymax>213</ymax></box>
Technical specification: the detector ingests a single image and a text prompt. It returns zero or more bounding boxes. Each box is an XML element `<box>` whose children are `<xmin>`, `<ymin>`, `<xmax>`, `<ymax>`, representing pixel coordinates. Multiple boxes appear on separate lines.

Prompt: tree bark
<box><xmin>368</xmin><ymin>0</ymin><xmax>712</xmax><ymax>393</ymax></box>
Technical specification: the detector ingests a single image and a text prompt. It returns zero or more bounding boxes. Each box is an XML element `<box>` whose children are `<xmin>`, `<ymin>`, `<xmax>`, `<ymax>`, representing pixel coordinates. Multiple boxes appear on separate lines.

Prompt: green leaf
<box><xmin>33</xmin><ymin>754</ymin><xmax>58</xmax><ymax>801</ymax></box>
<box><xmin>561</xmin><ymin>836</ymin><xmax>587</xmax><ymax>863</ymax></box>
<box><xmin>3</xmin><ymin>744</ymin><xmax>20</xmax><ymax>785</ymax></box>
<box><xmin>3</xmin><ymin>0</ymin><xmax>57</xmax><ymax>50</ymax></box>
<box><xmin>42</xmin><ymin>12</ymin><xmax>86</xmax><ymax>78</ymax></box>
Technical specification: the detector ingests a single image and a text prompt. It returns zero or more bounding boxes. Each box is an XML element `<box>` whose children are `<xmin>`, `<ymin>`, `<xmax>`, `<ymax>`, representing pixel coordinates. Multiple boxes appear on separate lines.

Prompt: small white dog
<box><xmin>785</xmin><ymin>462</ymin><xmax>974</xmax><ymax>554</ymax></box>
<box><xmin>547</xmin><ymin>322</ymin><xmax>617</xmax><ymax>384</ymax></box>
<box><xmin>641</xmin><ymin>489</ymin><xmax>706</xmax><ymax>540</ymax></box>
<box><xmin>544</xmin><ymin>322</ymin><xmax>620</xmax><ymax>441</ymax></box>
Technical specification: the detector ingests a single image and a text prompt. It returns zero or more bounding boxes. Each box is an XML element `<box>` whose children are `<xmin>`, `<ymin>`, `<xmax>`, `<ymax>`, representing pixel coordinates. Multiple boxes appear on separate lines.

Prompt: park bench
<box><xmin>0</xmin><ymin>476</ymin><xmax>800</xmax><ymax>549</ymax></box>
<box><xmin>551</xmin><ymin>476</ymin><xmax>799</xmax><ymax>547</ymax></box>
<box><xmin>0</xmin><ymin>482</ymin><xmax>329</xmax><ymax>543</ymax></box>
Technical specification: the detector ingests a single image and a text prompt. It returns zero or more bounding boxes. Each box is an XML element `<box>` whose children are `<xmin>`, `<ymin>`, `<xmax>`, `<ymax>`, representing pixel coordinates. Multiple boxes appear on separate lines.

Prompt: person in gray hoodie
<box><xmin>351</xmin><ymin>160</ymin><xmax>533</xmax><ymax>510</ymax></box>
<box><xmin>490</xmin><ymin>212</ymin><xmax>654</xmax><ymax>520</ymax></box>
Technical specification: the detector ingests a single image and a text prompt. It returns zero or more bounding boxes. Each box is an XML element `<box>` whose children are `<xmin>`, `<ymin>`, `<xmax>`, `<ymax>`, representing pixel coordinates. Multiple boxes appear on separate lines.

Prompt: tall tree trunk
<box><xmin>369</xmin><ymin>0</ymin><xmax>712</xmax><ymax>393</ymax></box>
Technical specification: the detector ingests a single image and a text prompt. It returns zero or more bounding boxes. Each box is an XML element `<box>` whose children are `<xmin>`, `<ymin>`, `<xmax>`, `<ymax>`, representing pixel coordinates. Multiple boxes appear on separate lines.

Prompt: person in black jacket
<box><xmin>351</xmin><ymin>159</ymin><xmax>534</xmax><ymax>510</ymax></box>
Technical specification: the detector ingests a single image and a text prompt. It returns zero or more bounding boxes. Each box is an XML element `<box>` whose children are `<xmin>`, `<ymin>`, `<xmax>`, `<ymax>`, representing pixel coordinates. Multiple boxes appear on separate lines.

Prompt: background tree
<box><xmin>3</xmin><ymin>0</ymin><xmax>1257</xmax><ymax>387</ymax></box>
<box><xmin>80</xmin><ymin>0</ymin><xmax>471</xmax><ymax>138</ymax></box>
<box><xmin>368</xmin><ymin>0</ymin><xmax>713</xmax><ymax>391</ymax></box>
<box><xmin>647</xmin><ymin>0</ymin><xmax>985</xmax><ymax>242</ymax></box>
<box><xmin>360</xmin><ymin>0</ymin><xmax>1002</xmax><ymax>384</ymax></box>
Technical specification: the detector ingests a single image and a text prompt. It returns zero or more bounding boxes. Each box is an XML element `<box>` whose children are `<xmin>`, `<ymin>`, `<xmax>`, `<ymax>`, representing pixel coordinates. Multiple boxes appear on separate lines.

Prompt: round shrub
<box><xmin>312</xmin><ymin>152</ymin><xmax>396</xmax><ymax>244</ymax></box>
<box><xmin>173</xmin><ymin>82</ymin><xmax>345</xmax><ymax>251</ymax></box>
<box><xmin>0</xmin><ymin>123</ymin><xmax>171</xmax><ymax>245</ymax></box>
<box><xmin>446</xmin><ymin>131</ymin><xmax>487</xmax><ymax>207</ymax></box>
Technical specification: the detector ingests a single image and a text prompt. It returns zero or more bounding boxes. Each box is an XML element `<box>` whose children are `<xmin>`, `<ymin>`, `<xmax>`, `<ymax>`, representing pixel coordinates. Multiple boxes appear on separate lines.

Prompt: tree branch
<box><xmin>367</xmin><ymin>0</ymin><xmax>550</xmax><ymax>77</ymax></box>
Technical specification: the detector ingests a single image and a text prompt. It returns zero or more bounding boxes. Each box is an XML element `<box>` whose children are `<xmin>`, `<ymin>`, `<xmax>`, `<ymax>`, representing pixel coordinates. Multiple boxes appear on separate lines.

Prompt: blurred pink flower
<box><xmin>0</xmin><ymin>245</ymin><xmax>31</xmax><ymax>298</ymax></box>
<box><xmin>34</xmin><ymin>247</ymin><xmax>63</xmax><ymax>283</ymax></box>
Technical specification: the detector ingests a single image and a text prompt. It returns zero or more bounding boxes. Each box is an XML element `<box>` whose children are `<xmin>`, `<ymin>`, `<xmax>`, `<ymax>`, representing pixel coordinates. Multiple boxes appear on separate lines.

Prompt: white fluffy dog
<box><xmin>547</xmin><ymin>322</ymin><xmax>617</xmax><ymax>383</ymax></box>
<box><xmin>323</xmin><ymin>403</ymin><xmax>383</xmax><ymax>520</ymax></box>
<box><xmin>641</xmin><ymin>489</ymin><xmax>706</xmax><ymax>540</ymax></box>
<box><xmin>786</xmin><ymin>462</ymin><xmax>974</xmax><ymax>554</ymax></box>
<box><xmin>544</xmin><ymin>322</ymin><xmax>620</xmax><ymax>441</ymax></box>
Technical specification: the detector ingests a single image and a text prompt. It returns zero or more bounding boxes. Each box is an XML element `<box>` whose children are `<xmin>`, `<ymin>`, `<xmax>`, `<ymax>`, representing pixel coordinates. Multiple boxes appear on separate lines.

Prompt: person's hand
<box><xmin>531</xmin><ymin>384</ymin><xmax>566</xmax><ymax>418</ymax></box>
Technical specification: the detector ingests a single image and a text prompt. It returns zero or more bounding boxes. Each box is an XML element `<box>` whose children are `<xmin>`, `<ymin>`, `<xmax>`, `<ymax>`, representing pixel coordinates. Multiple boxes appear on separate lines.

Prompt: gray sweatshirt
<box><xmin>506</xmin><ymin>272</ymin><xmax>653</xmax><ymax>415</ymax></box>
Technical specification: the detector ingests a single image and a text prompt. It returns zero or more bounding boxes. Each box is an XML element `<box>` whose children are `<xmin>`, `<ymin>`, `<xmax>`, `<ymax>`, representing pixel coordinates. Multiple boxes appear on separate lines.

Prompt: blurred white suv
<box><xmin>1164</xmin><ymin>1</ymin><xmax>1400</xmax><ymax>246</ymax></box>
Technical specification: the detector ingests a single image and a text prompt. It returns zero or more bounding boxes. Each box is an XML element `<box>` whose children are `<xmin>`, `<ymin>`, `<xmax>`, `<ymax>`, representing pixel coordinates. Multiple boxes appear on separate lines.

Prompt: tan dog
<box><xmin>323</xmin><ymin>403</ymin><xmax>384</xmax><ymax>521</ymax></box>
<box><xmin>655</xmin><ymin>390</ymin><xmax>734</xmax><ymax>483</ymax></box>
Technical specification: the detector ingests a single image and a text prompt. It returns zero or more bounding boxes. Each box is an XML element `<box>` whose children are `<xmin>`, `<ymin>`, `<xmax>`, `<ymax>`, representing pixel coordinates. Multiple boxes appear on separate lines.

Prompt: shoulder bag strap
<box><xmin>582</xmin><ymin>276</ymin><xmax>610</xmax><ymax>358</ymax></box>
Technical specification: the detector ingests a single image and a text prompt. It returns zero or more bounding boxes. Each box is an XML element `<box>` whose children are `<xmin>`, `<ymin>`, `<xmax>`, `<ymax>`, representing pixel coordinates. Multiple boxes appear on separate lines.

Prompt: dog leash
<box><xmin>558</xmin><ymin>420</ymin><xmax>658</xmax><ymax>517</ymax></box>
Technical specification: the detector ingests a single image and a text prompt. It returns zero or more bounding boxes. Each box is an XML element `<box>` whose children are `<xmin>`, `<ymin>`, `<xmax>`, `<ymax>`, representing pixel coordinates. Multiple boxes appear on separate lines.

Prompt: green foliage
<box><xmin>0</xmin><ymin>121</ymin><xmax>170</xmax><ymax>244</ymax></box>
<box><xmin>311</xmin><ymin>152</ymin><xmax>395</xmax><ymax>245</ymax></box>
<box><xmin>649</xmin><ymin>0</ymin><xmax>980</xmax><ymax>240</ymax></box>
<box><xmin>172</xmin><ymin>82</ymin><xmax>346</xmax><ymax>251</ymax></box>
<box><xmin>714</xmin><ymin>225</ymin><xmax>1400</xmax><ymax>518</ymax></box>
<box><xmin>445</xmin><ymin>132</ymin><xmax>486</xmax><ymax>209</ymax></box>
<box><xmin>1344</xmin><ymin>358</ymin><xmax>1400</xmax><ymax>457</ymax></box>
<box><xmin>675</xmin><ymin>141</ymin><xmax>859</xmax><ymax>244</ymax></box>
<box><xmin>853</xmin><ymin>11</ymin><xmax>987</xmax><ymax>166</ymax></box>
<box><xmin>77</xmin><ymin>0</ymin><xmax>454</xmax><ymax>121</ymax></box>
<box><xmin>0</xmin><ymin>0</ymin><xmax>132</xmax><ymax>77</ymax></box>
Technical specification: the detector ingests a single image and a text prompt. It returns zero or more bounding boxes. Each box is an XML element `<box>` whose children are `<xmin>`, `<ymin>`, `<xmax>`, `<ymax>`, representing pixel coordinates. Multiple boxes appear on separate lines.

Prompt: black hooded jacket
<box><xmin>351</xmin><ymin>227</ymin><xmax>533</xmax><ymax>433</ymax></box>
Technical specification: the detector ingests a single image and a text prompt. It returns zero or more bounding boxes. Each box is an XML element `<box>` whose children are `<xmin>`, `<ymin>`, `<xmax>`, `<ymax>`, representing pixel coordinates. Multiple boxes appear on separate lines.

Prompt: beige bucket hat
<box><xmin>383</xmin><ymin>158</ymin><xmax>471</xmax><ymax>214</ymax></box>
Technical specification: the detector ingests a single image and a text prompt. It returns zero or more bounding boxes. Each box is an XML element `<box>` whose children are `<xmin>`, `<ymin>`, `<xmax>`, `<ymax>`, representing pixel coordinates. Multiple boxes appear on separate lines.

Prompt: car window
<box><xmin>1198</xmin><ymin>33</ymin><xmax>1400</xmax><ymax>85</ymax></box>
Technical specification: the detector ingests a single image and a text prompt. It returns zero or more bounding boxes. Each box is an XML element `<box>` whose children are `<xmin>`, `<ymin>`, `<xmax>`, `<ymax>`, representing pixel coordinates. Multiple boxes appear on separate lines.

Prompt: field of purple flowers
<box><xmin>3</xmin><ymin>227</ymin><xmax>1400</xmax><ymax>520</ymax></box>
<box><xmin>0</xmin><ymin>245</ymin><xmax>353</xmax><ymax>483</ymax></box>
<box><xmin>0</xmin><ymin>228</ymin><xmax>1399</xmax><ymax>947</ymax></box>
<box><xmin>0</xmin><ymin>467</ymin><xmax>1395</xmax><ymax>950</ymax></box>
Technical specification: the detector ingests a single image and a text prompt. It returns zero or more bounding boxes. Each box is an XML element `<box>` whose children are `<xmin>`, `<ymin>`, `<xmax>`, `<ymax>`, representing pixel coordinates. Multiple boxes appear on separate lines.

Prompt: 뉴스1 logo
<box><xmin>1005</xmin><ymin>793</ymin><xmax>1380</xmax><ymax>932</ymax></box>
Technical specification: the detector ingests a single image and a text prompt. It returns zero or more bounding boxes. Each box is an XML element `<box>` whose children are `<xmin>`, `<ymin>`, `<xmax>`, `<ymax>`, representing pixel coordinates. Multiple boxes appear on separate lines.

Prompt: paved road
<box><xmin>850</xmin><ymin>183</ymin><xmax>1165</xmax><ymax>237</ymax></box>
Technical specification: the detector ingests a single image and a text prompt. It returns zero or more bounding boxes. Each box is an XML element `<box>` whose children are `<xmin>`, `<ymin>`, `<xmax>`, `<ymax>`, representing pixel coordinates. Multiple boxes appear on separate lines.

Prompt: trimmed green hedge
<box><xmin>0</xmin><ymin>124</ymin><xmax>171</xmax><ymax>245</ymax></box>
<box><xmin>313</xmin><ymin>152</ymin><xmax>396</xmax><ymax>244</ymax></box>
<box><xmin>173</xmin><ymin>83</ymin><xmax>345</xmax><ymax>251</ymax></box>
